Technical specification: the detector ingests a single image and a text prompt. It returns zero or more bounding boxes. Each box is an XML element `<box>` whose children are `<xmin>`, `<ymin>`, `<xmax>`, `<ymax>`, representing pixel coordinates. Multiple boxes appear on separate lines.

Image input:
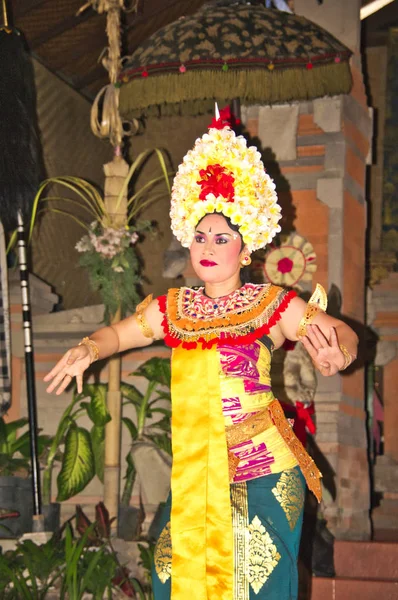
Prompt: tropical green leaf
<box><xmin>0</xmin><ymin>418</ymin><xmax>8</xmax><ymax>453</ymax></box>
<box><xmin>91</xmin><ymin>425</ymin><xmax>105</xmax><ymax>483</ymax></box>
<box><xmin>57</xmin><ymin>425</ymin><xmax>95</xmax><ymax>501</ymax></box>
<box><xmin>79</xmin><ymin>384</ymin><xmax>110</xmax><ymax>427</ymax></box>
<box><xmin>153</xmin><ymin>390</ymin><xmax>172</xmax><ymax>403</ymax></box>
<box><xmin>122</xmin><ymin>417</ymin><xmax>138</xmax><ymax>441</ymax></box>
<box><xmin>4</xmin><ymin>418</ymin><xmax>28</xmax><ymax>444</ymax></box>
<box><xmin>120</xmin><ymin>382</ymin><xmax>144</xmax><ymax>406</ymax></box>
<box><xmin>149</xmin><ymin>402</ymin><xmax>171</xmax><ymax>412</ymax></box>
<box><xmin>16</xmin><ymin>433</ymin><xmax>53</xmax><ymax>459</ymax></box>
<box><xmin>150</xmin><ymin>416</ymin><xmax>171</xmax><ymax>432</ymax></box>
<box><xmin>132</xmin><ymin>357</ymin><xmax>171</xmax><ymax>387</ymax></box>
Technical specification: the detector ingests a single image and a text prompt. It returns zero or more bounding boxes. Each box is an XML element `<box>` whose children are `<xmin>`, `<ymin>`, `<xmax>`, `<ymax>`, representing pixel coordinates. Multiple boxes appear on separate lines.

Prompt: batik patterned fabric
<box><xmin>152</xmin><ymin>468</ymin><xmax>306</xmax><ymax>600</ymax></box>
<box><xmin>219</xmin><ymin>338</ymin><xmax>298</xmax><ymax>482</ymax></box>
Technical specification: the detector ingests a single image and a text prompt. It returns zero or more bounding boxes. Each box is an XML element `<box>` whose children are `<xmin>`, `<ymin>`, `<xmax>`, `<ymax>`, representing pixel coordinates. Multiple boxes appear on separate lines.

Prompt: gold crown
<box><xmin>170</xmin><ymin>112</ymin><xmax>282</xmax><ymax>253</ymax></box>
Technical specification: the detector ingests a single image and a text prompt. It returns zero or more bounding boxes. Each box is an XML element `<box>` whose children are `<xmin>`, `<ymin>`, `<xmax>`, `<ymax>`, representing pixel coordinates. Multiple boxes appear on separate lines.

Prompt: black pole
<box><xmin>17</xmin><ymin>211</ymin><xmax>42</xmax><ymax>523</ymax></box>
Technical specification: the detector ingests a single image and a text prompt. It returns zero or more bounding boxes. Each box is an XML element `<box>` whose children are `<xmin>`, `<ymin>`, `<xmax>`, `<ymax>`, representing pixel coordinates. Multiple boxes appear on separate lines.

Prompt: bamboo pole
<box><xmin>88</xmin><ymin>0</ymin><xmax>129</xmax><ymax>527</ymax></box>
<box><xmin>102</xmin><ymin>152</ymin><xmax>128</xmax><ymax>523</ymax></box>
<box><xmin>87</xmin><ymin>0</ymin><xmax>141</xmax><ymax>527</ymax></box>
<box><xmin>103</xmin><ymin>307</ymin><xmax>122</xmax><ymax>518</ymax></box>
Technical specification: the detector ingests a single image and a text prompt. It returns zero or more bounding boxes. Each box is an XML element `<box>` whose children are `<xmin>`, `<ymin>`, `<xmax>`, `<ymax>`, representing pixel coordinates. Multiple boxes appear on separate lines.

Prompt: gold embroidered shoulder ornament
<box><xmin>161</xmin><ymin>283</ymin><xmax>297</xmax><ymax>350</ymax></box>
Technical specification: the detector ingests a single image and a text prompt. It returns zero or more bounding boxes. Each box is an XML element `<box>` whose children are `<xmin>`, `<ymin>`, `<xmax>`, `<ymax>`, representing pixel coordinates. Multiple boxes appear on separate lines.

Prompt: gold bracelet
<box><xmin>339</xmin><ymin>344</ymin><xmax>353</xmax><ymax>370</ymax></box>
<box><xmin>78</xmin><ymin>337</ymin><xmax>99</xmax><ymax>363</ymax></box>
<box><xmin>297</xmin><ymin>283</ymin><xmax>328</xmax><ymax>338</ymax></box>
<box><xmin>135</xmin><ymin>294</ymin><xmax>155</xmax><ymax>339</ymax></box>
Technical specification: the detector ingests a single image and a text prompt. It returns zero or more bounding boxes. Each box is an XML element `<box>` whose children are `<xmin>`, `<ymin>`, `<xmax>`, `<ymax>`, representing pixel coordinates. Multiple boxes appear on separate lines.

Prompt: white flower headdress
<box><xmin>170</xmin><ymin>106</ymin><xmax>282</xmax><ymax>253</ymax></box>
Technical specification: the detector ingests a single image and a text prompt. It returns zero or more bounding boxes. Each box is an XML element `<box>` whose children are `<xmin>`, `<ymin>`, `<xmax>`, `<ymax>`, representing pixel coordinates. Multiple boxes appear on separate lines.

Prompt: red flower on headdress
<box><xmin>197</xmin><ymin>163</ymin><xmax>235</xmax><ymax>202</ymax></box>
<box><xmin>208</xmin><ymin>105</ymin><xmax>241</xmax><ymax>130</ymax></box>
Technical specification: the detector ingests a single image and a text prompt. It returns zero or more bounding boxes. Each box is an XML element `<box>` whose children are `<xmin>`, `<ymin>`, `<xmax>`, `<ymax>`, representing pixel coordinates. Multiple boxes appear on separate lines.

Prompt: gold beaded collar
<box><xmin>165</xmin><ymin>283</ymin><xmax>289</xmax><ymax>343</ymax></box>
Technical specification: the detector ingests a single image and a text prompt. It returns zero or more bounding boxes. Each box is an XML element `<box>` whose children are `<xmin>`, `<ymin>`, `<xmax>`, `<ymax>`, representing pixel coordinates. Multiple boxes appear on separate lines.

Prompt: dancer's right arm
<box><xmin>44</xmin><ymin>297</ymin><xmax>164</xmax><ymax>396</ymax></box>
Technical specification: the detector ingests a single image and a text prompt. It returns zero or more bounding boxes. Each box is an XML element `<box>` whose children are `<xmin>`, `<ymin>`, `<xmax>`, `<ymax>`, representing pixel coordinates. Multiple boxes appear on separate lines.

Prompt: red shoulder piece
<box><xmin>158</xmin><ymin>294</ymin><xmax>167</xmax><ymax>314</ymax></box>
<box><xmin>157</xmin><ymin>295</ymin><xmax>176</xmax><ymax>346</ymax></box>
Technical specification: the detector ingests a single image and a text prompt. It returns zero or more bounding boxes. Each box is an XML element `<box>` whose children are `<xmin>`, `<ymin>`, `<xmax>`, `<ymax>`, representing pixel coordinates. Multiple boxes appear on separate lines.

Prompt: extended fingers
<box><xmin>329</xmin><ymin>326</ymin><xmax>340</xmax><ymax>347</ymax></box>
<box><xmin>306</xmin><ymin>324</ymin><xmax>328</xmax><ymax>347</ymax></box>
<box><xmin>43</xmin><ymin>353</ymin><xmax>70</xmax><ymax>382</ymax></box>
<box><xmin>300</xmin><ymin>335</ymin><xmax>318</xmax><ymax>360</ymax></box>
<box><xmin>55</xmin><ymin>374</ymin><xmax>73</xmax><ymax>396</ymax></box>
<box><xmin>76</xmin><ymin>373</ymin><xmax>83</xmax><ymax>395</ymax></box>
<box><xmin>46</xmin><ymin>369</ymin><xmax>72</xmax><ymax>394</ymax></box>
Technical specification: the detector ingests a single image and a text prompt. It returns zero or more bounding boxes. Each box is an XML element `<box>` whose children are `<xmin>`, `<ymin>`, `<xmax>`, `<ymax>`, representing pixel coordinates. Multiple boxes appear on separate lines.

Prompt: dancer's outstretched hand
<box><xmin>44</xmin><ymin>345</ymin><xmax>92</xmax><ymax>395</ymax></box>
<box><xmin>300</xmin><ymin>325</ymin><xmax>346</xmax><ymax>376</ymax></box>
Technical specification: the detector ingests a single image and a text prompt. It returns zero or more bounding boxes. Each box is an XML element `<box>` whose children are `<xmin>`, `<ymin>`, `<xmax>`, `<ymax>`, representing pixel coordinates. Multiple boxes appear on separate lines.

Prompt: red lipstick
<box><xmin>200</xmin><ymin>260</ymin><xmax>217</xmax><ymax>267</ymax></box>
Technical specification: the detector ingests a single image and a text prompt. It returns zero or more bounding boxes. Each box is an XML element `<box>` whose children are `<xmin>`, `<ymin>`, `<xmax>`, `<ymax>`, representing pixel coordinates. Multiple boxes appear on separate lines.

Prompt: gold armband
<box><xmin>136</xmin><ymin>294</ymin><xmax>155</xmax><ymax>339</ymax></box>
<box><xmin>297</xmin><ymin>283</ymin><xmax>328</xmax><ymax>338</ymax></box>
<box><xmin>339</xmin><ymin>344</ymin><xmax>354</xmax><ymax>370</ymax></box>
<box><xmin>78</xmin><ymin>337</ymin><xmax>99</xmax><ymax>363</ymax></box>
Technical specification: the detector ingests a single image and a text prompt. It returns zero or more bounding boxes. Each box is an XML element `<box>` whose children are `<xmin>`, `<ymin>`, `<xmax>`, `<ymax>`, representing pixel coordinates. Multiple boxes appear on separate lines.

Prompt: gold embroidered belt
<box><xmin>226</xmin><ymin>400</ymin><xmax>322</xmax><ymax>502</ymax></box>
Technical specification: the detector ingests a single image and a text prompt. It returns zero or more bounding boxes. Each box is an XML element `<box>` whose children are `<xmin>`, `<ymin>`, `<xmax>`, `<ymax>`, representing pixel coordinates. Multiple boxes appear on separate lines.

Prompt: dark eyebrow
<box><xmin>195</xmin><ymin>230</ymin><xmax>232</xmax><ymax>236</ymax></box>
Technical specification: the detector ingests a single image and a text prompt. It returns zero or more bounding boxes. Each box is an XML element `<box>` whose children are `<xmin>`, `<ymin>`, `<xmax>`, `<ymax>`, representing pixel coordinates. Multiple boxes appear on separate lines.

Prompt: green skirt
<box><xmin>152</xmin><ymin>466</ymin><xmax>305</xmax><ymax>600</ymax></box>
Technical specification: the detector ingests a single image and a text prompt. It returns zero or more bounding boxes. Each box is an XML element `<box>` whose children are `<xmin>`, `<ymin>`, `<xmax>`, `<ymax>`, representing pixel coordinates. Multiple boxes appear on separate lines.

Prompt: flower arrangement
<box><xmin>75</xmin><ymin>220</ymin><xmax>151</xmax><ymax>318</ymax></box>
<box><xmin>170</xmin><ymin>123</ymin><xmax>281</xmax><ymax>252</ymax></box>
<box><xmin>18</xmin><ymin>149</ymin><xmax>171</xmax><ymax>321</ymax></box>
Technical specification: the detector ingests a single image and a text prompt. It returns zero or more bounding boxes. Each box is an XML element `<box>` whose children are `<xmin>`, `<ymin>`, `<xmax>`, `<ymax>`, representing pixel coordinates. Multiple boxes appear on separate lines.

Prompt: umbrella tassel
<box><xmin>120</xmin><ymin>63</ymin><xmax>353</xmax><ymax>117</ymax></box>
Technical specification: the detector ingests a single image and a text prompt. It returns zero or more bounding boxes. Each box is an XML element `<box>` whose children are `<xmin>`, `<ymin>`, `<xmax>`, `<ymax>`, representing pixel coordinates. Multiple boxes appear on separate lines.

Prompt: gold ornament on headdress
<box><xmin>170</xmin><ymin>105</ymin><xmax>282</xmax><ymax>253</ymax></box>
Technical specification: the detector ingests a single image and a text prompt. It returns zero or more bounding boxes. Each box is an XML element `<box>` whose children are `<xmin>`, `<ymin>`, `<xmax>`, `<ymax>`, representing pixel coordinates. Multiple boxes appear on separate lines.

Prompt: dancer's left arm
<box><xmin>278</xmin><ymin>297</ymin><xmax>358</xmax><ymax>377</ymax></box>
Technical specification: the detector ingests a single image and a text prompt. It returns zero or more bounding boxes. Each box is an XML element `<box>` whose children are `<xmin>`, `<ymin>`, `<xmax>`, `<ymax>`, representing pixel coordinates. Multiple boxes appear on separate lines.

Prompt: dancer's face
<box><xmin>190</xmin><ymin>213</ymin><xmax>245</xmax><ymax>284</ymax></box>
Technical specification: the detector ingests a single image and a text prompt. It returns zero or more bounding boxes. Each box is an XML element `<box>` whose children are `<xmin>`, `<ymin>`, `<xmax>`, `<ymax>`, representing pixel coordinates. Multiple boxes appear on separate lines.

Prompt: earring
<box><xmin>241</xmin><ymin>255</ymin><xmax>252</xmax><ymax>266</ymax></box>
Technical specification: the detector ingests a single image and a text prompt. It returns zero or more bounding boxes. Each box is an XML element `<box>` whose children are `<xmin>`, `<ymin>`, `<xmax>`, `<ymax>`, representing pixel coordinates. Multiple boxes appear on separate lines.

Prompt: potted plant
<box><xmin>41</xmin><ymin>382</ymin><xmax>111</xmax><ymax>529</ymax></box>
<box><xmin>0</xmin><ymin>502</ymin><xmax>149</xmax><ymax>598</ymax></box>
<box><xmin>0</xmin><ymin>417</ymin><xmax>52</xmax><ymax>537</ymax></box>
<box><xmin>118</xmin><ymin>356</ymin><xmax>171</xmax><ymax>541</ymax></box>
<box><xmin>75</xmin><ymin>356</ymin><xmax>172</xmax><ymax>541</ymax></box>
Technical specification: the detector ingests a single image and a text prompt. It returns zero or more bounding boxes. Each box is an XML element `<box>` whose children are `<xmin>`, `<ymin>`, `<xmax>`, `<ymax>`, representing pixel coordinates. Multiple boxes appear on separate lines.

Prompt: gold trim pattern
<box><xmin>296</xmin><ymin>283</ymin><xmax>327</xmax><ymax>337</ymax></box>
<box><xmin>154</xmin><ymin>521</ymin><xmax>172</xmax><ymax>584</ymax></box>
<box><xmin>166</xmin><ymin>284</ymin><xmax>289</xmax><ymax>342</ymax></box>
<box><xmin>135</xmin><ymin>294</ymin><xmax>155</xmax><ymax>338</ymax></box>
<box><xmin>272</xmin><ymin>470</ymin><xmax>305</xmax><ymax>530</ymax></box>
<box><xmin>248</xmin><ymin>515</ymin><xmax>281</xmax><ymax>593</ymax></box>
<box><xmin>231</xmin><ymin>483</ymin><xmax>249</xmax><ymax>600</ymax></box>
<box><xmin>269</xmin><ymin>400</ymin><xmax>322</xmax><ymax>502</ymax></box>
<box><xmin>225</xmin><ymin>407</ymin><xmax>274</xmax><ymax>448</ymax></box>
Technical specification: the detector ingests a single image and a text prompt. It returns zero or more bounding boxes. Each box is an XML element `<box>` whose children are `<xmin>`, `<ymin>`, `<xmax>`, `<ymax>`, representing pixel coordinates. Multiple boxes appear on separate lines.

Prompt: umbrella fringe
<box><xmin>119</xmin><ymin>62</ymin><xmax>352</xmax><ymax>118</ymax></box>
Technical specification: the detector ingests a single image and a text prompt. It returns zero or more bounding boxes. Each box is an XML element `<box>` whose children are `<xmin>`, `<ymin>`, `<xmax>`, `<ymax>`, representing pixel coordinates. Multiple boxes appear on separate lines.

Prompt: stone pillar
<box><xmin>294</xmin><ymin>0</ymin><xmax>371</xmax><ymax>541</ymax></box>
<box><xmin>240</xmin><ymin>0</ymin><xmax>373</xmax><ymax>540</ymax></box>
<box><xmin>369</xmin><ymin>273</ymin><xmax>398</xmax><ymax>537</ymax></box>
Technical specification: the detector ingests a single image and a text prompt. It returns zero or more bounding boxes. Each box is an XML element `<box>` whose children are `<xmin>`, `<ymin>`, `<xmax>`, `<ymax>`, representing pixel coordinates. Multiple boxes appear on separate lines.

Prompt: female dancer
<box><xmin>45</xmin><ymin>114</ymin><xmax>358</xmax><ymax>600</ymax></box>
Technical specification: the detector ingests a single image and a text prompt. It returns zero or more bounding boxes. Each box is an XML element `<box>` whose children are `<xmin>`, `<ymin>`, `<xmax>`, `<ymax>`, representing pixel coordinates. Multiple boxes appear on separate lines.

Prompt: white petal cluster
<box><xmin>170</xmin><ymin>127</ymin><xmax>282</xmax><ymax>252</ymax></box>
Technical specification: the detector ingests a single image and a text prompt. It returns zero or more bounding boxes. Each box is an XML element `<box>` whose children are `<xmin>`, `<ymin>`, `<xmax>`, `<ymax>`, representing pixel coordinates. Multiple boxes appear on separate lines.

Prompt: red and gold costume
<box><xmin>152</xmin><ymin>283</ymin><xmax>322</xmax><ymax>600</ymax></box>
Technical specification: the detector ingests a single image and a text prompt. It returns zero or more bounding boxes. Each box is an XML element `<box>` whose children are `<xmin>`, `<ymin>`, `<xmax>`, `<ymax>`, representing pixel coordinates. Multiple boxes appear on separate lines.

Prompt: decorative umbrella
<box><xmin>119</xmin><ymin>0</ymin><xmax>352</xmax><ymax>118</ymax></box>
